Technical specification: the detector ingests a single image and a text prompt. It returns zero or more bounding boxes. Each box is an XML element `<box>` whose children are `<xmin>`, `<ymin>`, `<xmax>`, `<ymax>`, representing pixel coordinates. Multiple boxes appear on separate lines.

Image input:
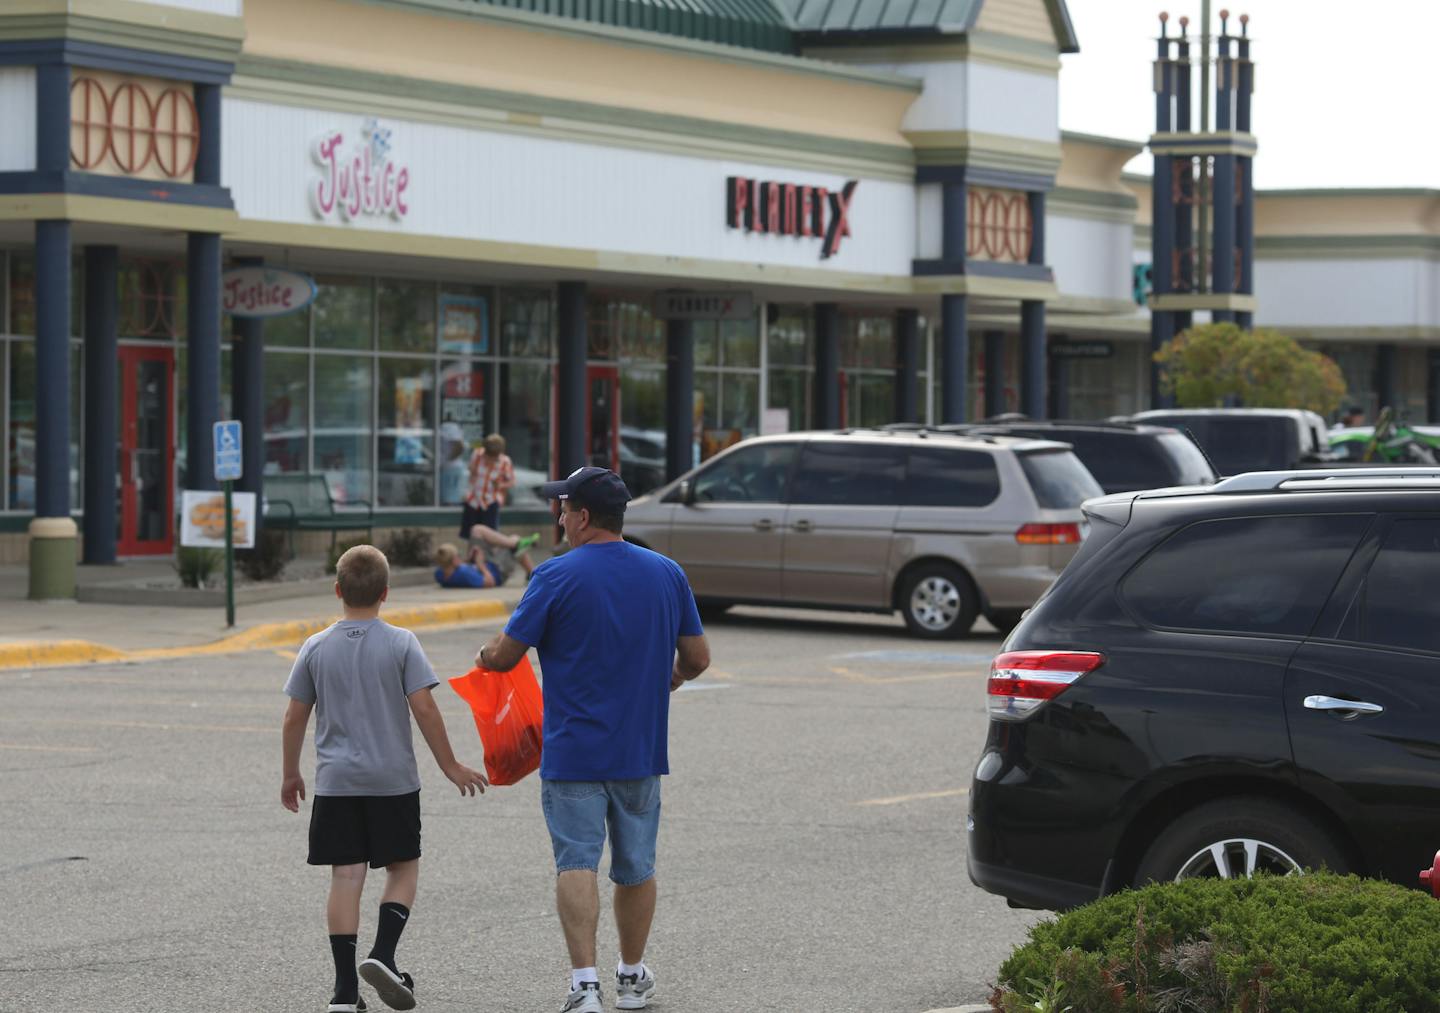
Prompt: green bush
<box><xmin>237</xmin><ymin>529</ymin><xmax>288</xmax><ymax>582</ymax></box>
<box><xmin>381</xmin><ymin>528</ymin><xmax>434</xmax><ymax>569</ymax></box>
<box><xmin>175</xmin><ymin>546</ymin><xmax>221</xmax><ymax>588</ymax></box>
<box><xmin>325</xmin><ymin>536</ymin><xmax>371</xmax><ymax>575</ymax></box>
<box><xmin>992</xmin><ymin>874</ymin><xmax>1440</xmax><ymax>1013</ymax></box>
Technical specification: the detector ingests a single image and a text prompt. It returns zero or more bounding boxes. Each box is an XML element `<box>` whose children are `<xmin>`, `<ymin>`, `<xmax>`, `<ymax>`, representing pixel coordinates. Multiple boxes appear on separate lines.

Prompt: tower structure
<box><xmin>1148</xmin><ymin>6</ymin><xmax>1257</xmax><ymax>405</ymax></box>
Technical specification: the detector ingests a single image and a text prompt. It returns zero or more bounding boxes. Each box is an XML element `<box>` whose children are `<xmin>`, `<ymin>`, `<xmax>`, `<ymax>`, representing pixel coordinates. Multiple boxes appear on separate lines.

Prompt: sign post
<box><xmin>213</xmin><ymin>421</ymin><xmax>243</xmax><ymax>627</ymax></box>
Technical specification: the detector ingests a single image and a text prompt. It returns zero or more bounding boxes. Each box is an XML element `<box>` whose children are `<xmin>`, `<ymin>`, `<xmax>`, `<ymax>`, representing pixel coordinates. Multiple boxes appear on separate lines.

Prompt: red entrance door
<box><xmin>586</xmin><ymin>365</ymin><xmax>621</xmax><ymax>472</ymax></box>
<box><xmin>117</xmin><ymin>346</ymin><xmax>175</xmax><ymax>555</ymax></box>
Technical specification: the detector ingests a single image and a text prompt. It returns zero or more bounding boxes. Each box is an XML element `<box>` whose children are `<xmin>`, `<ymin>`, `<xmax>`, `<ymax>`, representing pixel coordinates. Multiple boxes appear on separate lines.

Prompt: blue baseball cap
<box><xmin>540</xmin><ymin>466</ymin><xmax>632</xmax><ymax>513</ymax></box>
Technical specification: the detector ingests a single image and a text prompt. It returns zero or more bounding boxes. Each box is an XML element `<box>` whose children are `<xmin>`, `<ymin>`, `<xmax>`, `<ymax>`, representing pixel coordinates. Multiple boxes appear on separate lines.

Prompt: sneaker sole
<box><xmin>358</xmin><ymin>959</ymin><xmax>416</xmax><ymax>1011</ymax></box>
<box><xmin>616</xmin><ymin>988</ymin><xmax>656</xmax><ymax>1010</ymax></box>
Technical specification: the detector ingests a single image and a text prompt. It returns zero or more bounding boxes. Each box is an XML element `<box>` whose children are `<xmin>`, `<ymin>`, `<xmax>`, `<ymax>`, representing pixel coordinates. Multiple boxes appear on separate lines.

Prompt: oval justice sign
<box><xmin>222</xmin><ymin>267</ymin><xmax>317</xmax><ymax>319</ymax></box>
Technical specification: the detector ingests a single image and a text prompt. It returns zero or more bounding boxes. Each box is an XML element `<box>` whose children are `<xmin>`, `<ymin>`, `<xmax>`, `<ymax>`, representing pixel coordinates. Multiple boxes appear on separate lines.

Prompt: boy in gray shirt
<box><xmin>282</xmin><ymin>545</ymin><xmax>488</xmax><ymax>1013</ymax></box>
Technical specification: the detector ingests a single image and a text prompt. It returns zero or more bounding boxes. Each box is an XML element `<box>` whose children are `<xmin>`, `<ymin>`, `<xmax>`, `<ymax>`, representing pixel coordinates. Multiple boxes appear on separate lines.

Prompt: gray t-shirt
<box><xmin>283</xmin><ymin>619</ymin><xmax>440</xmax><ymax>796</ymax></box>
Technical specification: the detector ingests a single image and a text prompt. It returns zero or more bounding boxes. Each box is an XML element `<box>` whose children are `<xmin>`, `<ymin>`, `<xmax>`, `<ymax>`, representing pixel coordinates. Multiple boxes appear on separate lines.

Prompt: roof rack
<box><xmin>1212</xmin><ymin>468</ymin><xmax>1440</xmax><ymax>494</ymax></box>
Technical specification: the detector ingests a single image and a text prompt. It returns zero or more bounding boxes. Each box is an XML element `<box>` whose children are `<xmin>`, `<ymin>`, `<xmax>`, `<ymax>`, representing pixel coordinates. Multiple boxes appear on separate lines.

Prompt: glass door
<box><xmin>117</xmin><ymin>346</ymin><xmax>175</xmax><ymax>555</ymax></box>
<box><xmin>586</xmin><ymin>365</ymin><xmax>621</xmax><ymax>472</ymax></box>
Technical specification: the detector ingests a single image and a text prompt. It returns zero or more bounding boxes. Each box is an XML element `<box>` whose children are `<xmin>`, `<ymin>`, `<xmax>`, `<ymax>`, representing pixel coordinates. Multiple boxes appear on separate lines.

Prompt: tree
<box><xmin>1154</xmin><ymin>323</ymin><xmax>1347</xmax><ymax>415</ymax></box>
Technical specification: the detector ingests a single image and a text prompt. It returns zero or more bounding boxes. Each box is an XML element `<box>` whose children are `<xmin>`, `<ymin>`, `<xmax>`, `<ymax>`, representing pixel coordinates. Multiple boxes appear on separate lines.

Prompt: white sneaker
<box><xmin>615</xmin><ymin>966</ymin><xmax>656</xmax><ymax>1010</ymax></box>
<box><xmin>560</xmin><ymin>981</ymin><xmax>603</xmax><ymax>1013</ymax></box>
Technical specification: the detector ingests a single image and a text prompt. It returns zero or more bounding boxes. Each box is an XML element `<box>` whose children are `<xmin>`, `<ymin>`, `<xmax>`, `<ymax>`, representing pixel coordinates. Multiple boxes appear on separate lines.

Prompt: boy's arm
<box><xmin>280</xmin><ymin>697</ymin><xmax>313</xmax><ymax>812</ymax></box>
<box><xmin>408</xmin><ymin>686</ymin><xmax>489</xmax><ymax>796</ymax></box>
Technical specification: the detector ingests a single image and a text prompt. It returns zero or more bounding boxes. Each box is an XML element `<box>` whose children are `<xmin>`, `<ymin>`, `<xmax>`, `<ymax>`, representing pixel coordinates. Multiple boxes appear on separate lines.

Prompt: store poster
<box><xmin>440</xmin><ymin>368</ymin><xmax>487</xmax><ymax>503</ymax></box>
<box><xmin>180</xmin><ymin>490</ymin><xmax>257</xmax><ymax>549</ymax></box>
<box><xmin>393</xmin><ymin>377</ymin><xmax>426</xmax><ymax>465</ymax></box>
<box><xmin>439</xmin><ymin>294</ymin><xmax>490</xmax><ymax>355</ymax></box>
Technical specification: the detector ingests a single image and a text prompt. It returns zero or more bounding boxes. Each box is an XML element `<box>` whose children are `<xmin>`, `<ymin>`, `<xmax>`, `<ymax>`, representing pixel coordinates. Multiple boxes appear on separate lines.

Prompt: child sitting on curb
<box><xmin>434</xmin><ymin>526</ymin><xmax>538</xmax><ymax>589</ymax></box>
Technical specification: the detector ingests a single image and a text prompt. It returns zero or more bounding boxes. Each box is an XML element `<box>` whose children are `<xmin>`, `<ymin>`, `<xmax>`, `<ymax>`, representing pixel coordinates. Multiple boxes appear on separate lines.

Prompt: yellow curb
<box><xmin>0</xmin><ymin>599</ymin><xmax>510</xmax><ymax>671</ymax></box>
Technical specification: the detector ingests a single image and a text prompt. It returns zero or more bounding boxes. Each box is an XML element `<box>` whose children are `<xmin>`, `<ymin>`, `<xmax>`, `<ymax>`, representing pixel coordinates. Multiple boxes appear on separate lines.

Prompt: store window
<box><xmin>439</xmin><ymin>360</ymin><xmax>488</xmax><ymax>505</ymax></box>
<box><xmin>9</xmin><ymin>253</ymin><xmax>85</xmax><ymax>337</ymax></box>
<box><xmin>500</xmin><ymin>289</ymin><xmax>551</xmax><ymax>358</ymax></box>
<box><xmin>377</xmin><ymin>358</ymin><xmax>435</xmax><ymax>507</ymax></box>
<box><xmin>314</xmin><ymin>276</ymin><xmax>373</xmax><ymax>350</ymax></box>
<box><xmin>313</xmin><ymin>355</ymin><xmax>372</xmax><ymax>504</ymax></box>
<box><xmin>767</xmin><ymin>307</ymin><xmax>812</xmax><ymax>434</ymax></box>
<box><xmin>499</xmin><ymin>361</ymin><xmax>549</xmax><ymax>508</ymax></box>
<box><xmin>378</xmin><ymin>280</ymin><xmax>436</xmax><ymax>353</ymax></box>
<box><xmin>265</xmin><ymin>304</ymin><xmax>309</xmax><ymax>348</ymax></box>
<box><xmin>438</xmin><ymin>284</ymin><xmax>490</xmax><ymax>357</ymax></box>
<box><xmin>119</xmin><ymin>257</ymin><xmax>185</xmax><ymax>339</ymax></box>
<box><xmin>263</xmin><ymin>351</ymin><xmax>308</xmax><ymax>475</ymax></box>
<box><xmin>9</xmin><ymin>341</ymin><xmax>80</xmax><ymax>510</ymax></box>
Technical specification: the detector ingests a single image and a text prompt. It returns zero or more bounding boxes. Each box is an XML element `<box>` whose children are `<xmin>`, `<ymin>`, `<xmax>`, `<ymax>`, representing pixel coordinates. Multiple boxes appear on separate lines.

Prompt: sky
<box><xmin>1058</xmin><ymin>0</ymin><xmax>1440</xmax><ymax>189</ymax></box>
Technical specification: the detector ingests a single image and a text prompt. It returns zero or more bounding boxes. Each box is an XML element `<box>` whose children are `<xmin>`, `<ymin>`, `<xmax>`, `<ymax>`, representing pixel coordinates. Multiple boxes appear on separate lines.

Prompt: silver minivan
<box><xmin>624</xmin><ymin>429</ymin><xmax>1102</xmax><ymax>637</ymax></box>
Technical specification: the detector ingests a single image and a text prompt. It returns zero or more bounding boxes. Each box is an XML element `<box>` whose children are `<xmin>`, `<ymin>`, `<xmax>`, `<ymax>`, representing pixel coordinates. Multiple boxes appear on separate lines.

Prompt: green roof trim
<box><xmin>782</xmin><ymin>0</ymin><xmax>1078</xmax><ymax>53</ymax></box>
<box><xmin>454</xmin><ymin>0</ymin><xmax>796</xmax><ymax>52</ymax></box>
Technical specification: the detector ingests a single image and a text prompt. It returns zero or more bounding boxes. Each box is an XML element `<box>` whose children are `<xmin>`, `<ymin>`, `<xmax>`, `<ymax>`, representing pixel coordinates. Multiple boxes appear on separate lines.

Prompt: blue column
<box><xmin>893</xmin><ymin>308</ymin><xmax>920</xmax><ymax>424</ymax></box>
<box><xmin>1428</xmin><ymin>351</ymin><xmax>1440</xmax><ymax>424</ymax></box>
<box><xmin>1048</xmin><ymin>346</ymin><xmax>1071</xmax><ymax>419</ymax></box>
<box><xmin>35</xmin><ymin>221</ymin><xmax>72</xmax><ymax>517</ymax></box>
<box><xmin>665</xmin><ymin>317</ymin><xmax>694</xmax><ymax>481</ymax></box>
<box><xmin>813</xmin><ymin>303</ymin><xmax>840</xmax><ymax>429</ymax></box>
<box><xmin>231</xmin><ymin>258</ymin><xmax>266</xmax><ymax>510</ymax></box>
<box><xmin>36</xmin><ymin>63</ymin><xmax>69</xmax><ymax>173</ymax></box>
<box><xmin>186</xmin><ymin>232</ymin><xmax>222</xmax><ymax>491</ymax></box>
<box><xmin>82</xmin><ymin>246</ymin><xmax>118</xmax><ymax>564</ymax></box>
<box><xmin>939</xmin><ymin>295</ymin><xmax>969</xmax><ymax>424</ymax></box>
<box><xmin>1020</xmin><ymin>189</ymin><xmax>1047</xmax><ymax>418</ymax></box>
<box><xmin>1151</xmin><ymin>152</ymin><xmax>1176</xmax><ymax>408</ymax></box>
<box><xmin>983</xmin><ymin>330</ymin><xmax>1005</xmax><ymax>417</ymax></box>
<box><xmin>193</xmin><ymin>83</ymin><xmax>222</xmax><ymax>186</ymax></box>
<box><xmin>555</xmin><ymin>281</ymin><xmax>587</xmax><ymax>478</ymax></box>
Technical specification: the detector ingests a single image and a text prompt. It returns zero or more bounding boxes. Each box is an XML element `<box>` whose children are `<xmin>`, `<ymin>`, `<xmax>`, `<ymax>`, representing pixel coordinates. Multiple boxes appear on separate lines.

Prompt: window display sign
<box><xmin>392</xmin><ymin>377</ymin><xmax>426</xmax><ymax>465</ymax></box>
<box><xmin>180</xmin><ymin>490</ymin><xmax>256</xmax><ymax>549</ymax></box>
<box><xmin>441</xmin><ymin>368</ymin><xmax>487</xmax><ymax>446</ymax></box>
<box><xmin>440</xmin><ymin>294</ymin><xmax>490</xmax><ymax>355</ymax></box>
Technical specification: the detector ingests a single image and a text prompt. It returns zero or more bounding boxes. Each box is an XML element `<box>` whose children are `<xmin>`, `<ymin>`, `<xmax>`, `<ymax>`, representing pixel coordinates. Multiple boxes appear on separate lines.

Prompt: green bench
<box><xmin>263</xmin><ymin>474</ymin><xmax>373</xmax><ymax>556</ymax></box>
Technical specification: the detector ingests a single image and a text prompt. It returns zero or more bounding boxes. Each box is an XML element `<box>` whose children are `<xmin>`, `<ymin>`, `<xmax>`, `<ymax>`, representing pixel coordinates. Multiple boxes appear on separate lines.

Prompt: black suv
<box><xmin>947</xmin><ymin>420</ymin><xmax>1218</xmax><ymax>494</ymax></box>
<box><xmin>967</xmin><ymin>468</ymin><xmax>1440</xmax><ymax>910</ymax></box>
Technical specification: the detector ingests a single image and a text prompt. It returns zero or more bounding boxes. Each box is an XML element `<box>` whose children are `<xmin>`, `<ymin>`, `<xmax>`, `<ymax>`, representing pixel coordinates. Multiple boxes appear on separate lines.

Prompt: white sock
<box><xmin>618</xmin><ymin>959</ymin><xmax>646</xmax><ymax>978</ymax></box>
<box><xmin>571</xmin><ymin>968</ymin><xmax>599</xmax><ymax>991</ymax></box>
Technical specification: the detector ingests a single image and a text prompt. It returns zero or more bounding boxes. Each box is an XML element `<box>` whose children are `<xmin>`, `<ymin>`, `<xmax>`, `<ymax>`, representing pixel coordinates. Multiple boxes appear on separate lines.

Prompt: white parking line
<box><xmin>854</xmin><ymin>787</ymin><xmax>969</xmax><ymax>807</ymax></box>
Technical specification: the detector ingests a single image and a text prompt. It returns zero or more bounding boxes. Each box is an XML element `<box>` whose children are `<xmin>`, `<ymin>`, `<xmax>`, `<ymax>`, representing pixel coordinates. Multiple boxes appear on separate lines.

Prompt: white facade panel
<box><xmin>915</xmin><ymin>183</ymin><xmax>942</xmax><ymax>260</ymax></box>
<box><xmin>894</xmin><ymin>62</ymin><xmax>968</xmax><ymax>133</ymax></box>
<box><xmin>1255</xmin><ymin>259</ymin><xmax>1430</xmax><ymax>329</ymax></box>
<box><xmin>223</xmin><ymin>100</ymin><xmax>916</xmax><ymax>276</ymax></box>
<box><xmin>0</xmin><ymin>68</ymin><xmax>36</xmax><ymax>173</ymax></box>
<box><xmin>135</xmin><ymin>0</ymin><xmax>242</xmax><ymax>14</ymax></box>
<box><xmin>966</xmin><ymin>63</ymin><xmax>1058</xmax><ymax>143</ymax></box>
<box><xmin>1048</xmin><ymin>214</ymin><xmax>1131</xmax><ymax>302</ymax></box>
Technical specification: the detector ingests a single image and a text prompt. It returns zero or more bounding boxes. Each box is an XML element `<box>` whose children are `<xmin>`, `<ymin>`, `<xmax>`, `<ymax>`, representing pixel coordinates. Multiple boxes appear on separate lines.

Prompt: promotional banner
<box><xmin>180</xmin><ymin>490</ymin><xmax>257</xmax><ymax>549</ymax></box>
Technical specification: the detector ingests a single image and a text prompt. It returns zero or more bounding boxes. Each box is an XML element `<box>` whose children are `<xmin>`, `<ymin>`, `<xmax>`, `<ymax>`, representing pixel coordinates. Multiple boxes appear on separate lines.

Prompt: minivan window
<box><xmin>790</xmin><ymin>441</ymin><xmax>905</xmax><ymax>506</ymax></box>
<box><xmin>1017</xmin><ymin>450</ymin><xmax>1103</xmax><ymax>509</ymax></box>
<box><xmin>904</xmin><ymin>448</ymin><xmax>1000</xmax><ymax>507</ymax></box>
<box><xmin>1123</xmin><ymin>514</ymin><xmax>1371</xmax><ymax>636</ymax></box>
<box><xmin>1059</xmin><ymin>432</ymin><xmax>1173</xmax><ymax>493</ymax></box>
<box><xmin>1353</xmin><ymin>518</ymin><xmax>1440</xmax><ymax>654</ymax></box>
<box><xmin>691</xmin><ymin>442</ymin><xmax>798</xmax><ymax>503</ymax></box>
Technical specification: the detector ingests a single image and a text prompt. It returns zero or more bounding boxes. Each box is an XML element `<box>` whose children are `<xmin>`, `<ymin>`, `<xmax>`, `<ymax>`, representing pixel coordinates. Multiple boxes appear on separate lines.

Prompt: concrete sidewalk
<box><xmin>0</xmin><ymin>560</ymin><xmax>524</xmax><ymax>668</ymax></box>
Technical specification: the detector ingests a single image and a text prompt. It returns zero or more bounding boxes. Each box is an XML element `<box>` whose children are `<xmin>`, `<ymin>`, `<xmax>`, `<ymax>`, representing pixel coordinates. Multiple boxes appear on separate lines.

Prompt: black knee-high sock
<box><xmin>330</xmin><ymin>934</ymin><xmax>359</xmax><ymax>1003</ymax></box>
<box><xmin>367</xmin><ymin>903</ymin><xmax>411</xmax><ymax>973</ymax></box>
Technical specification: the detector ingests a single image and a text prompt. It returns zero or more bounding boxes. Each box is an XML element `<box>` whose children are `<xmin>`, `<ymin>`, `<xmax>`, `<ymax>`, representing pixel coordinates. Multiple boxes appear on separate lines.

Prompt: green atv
<box><xmin>1329</xmin><ymin>407</ymin><xmax>1440</xmax><ymax>465</ymax></box>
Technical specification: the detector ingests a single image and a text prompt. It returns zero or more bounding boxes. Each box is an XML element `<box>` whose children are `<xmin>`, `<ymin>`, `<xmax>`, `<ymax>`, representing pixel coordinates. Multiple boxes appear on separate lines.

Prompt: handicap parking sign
<box><xmin>213</xmin><ymin>420</ymin><xmax>243</xmax><ymax>482</ymax></box>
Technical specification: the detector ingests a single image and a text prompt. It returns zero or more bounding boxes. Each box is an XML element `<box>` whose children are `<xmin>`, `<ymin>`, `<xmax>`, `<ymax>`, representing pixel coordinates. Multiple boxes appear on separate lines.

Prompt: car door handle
<box><xmin>752</xmin><ymin>519</ymin><xmax>774</xmax><ymax>531</ymax></box>
<box><xmin>792</xmin><ymin>519</ymin><xmax>813</xmax><ymax>532</ymax></box>
<box><xmin>1304</xmin><ymin>695</ymin><xmax>1385</xmax><ymax>716</ymax></box>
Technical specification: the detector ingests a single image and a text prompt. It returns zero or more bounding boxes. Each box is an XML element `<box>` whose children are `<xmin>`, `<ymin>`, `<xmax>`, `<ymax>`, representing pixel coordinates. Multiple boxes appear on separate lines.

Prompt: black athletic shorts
<box><xmin>458</xmin><ymin>503</ymin><xmax>499</xmax><ymax>540</ymax></box>
<box><xmin>308</xmin><ymin>791</ymin><xmax>421</xmax><ymax>869</ymax></box>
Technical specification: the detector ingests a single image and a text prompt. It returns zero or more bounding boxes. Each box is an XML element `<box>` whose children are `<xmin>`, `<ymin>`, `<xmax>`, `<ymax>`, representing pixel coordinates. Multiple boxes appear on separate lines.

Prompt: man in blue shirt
<box><xmin>476</xmin><ymin>467</ymin><xmax>709</xmax><ymax>1013</ymax></box>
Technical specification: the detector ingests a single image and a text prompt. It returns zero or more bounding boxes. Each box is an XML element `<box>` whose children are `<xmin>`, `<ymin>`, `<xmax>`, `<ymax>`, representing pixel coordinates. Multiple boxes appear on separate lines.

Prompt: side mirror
<box><xmin>678</xmin><ymin>479</ymin><xmax>695</xmax><ymax>505</ymax></box>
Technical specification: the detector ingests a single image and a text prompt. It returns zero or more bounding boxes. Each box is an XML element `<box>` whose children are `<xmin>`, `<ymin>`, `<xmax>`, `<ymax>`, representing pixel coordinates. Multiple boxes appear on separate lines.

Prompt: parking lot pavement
<box><xmin>0</xmin><ymin>605</ymin><xmax>1039</xmax><ymax>1012</ymax></box>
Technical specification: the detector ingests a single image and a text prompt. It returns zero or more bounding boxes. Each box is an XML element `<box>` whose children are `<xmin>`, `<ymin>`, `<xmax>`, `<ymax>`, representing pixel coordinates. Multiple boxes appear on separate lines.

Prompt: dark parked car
<box><xmin>1128</xmin><ymin>408</ymin><xmax>1332</xmax><ymax>476</ymax></box>
<box><xmin>967</xmin><ymin>467</ymin><xmax>1440</xmax><ymax>910</ymax></box>
<box><xmin>947</xmin><ymin>420</ymin><xmax>1218</xmax><ymax>494</ymax></box>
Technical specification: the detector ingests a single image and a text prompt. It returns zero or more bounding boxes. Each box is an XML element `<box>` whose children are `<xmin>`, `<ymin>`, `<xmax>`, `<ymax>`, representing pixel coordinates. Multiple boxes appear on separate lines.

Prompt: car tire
<box><xmin>985</xmin><ymin>609</ymin><xmax>1026</xmax><ymax>636</ymax></box>
<box><xmin>697</xmin><ymin>600</ymin><xmax>732</xmax><ymax>623</ymax></box>
<box><xmin>1133</xmin><ymin>797</ymin><xmax>1351</xmax><ymax>886</ymax></box>
<box><xmin>898</xmin><ymin>564</ymin><xmax>978</xmax><ymax>639</ymax></box>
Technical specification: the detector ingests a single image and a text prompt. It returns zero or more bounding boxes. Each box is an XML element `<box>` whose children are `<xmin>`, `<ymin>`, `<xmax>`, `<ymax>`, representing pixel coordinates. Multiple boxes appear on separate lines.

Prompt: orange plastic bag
<box><xmin>448</xmin><ymin>656</ymin><xmax>544</xmax><ymax>786</ymax></box>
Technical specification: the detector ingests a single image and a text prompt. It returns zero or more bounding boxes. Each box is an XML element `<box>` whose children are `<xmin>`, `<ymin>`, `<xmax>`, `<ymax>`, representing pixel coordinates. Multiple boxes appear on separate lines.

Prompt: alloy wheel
<box><xmin>1174</xmin><ymin>838</ymin><xmax>1303</xmax><ymax>881</ymax></box>
<box><xmin>909</xmin><ymin>575</ymin><xmax>961</xmax><ymax>632</ymax></box>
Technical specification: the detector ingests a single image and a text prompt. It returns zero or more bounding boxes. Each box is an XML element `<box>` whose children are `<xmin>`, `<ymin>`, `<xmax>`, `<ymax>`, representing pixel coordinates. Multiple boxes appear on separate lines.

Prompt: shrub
<box><xmin>381</xmin><ymin>528</ymin><xmax>434</xmax><ymax>569</ymax></box>
<box><xmin>175</xmin><ymin>546</ymin><xmax>221</xmax><ymax>589</ymax></box>
<box><xmin>992</xmin><ymin>874</ymin><xmax>1440</xmax><ymax>1013</ymax></box>
<box><xmin>237</xmin><ymin>528</ymin><xmax>289</xmax><ymax>582</ymax></box>
<box><xmin>325</xmin><ymin>536</ymin><xmax>371</xmax><ymax>575</ymax></box>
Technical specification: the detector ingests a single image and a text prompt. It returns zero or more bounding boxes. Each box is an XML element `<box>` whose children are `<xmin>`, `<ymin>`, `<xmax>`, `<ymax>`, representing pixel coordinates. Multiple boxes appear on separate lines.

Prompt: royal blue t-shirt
<box><xmin>435</xmin><ymin>563</ymin><xmax>488</xmax><ymax>588</ymax></box>
<box><xmin>504</xmin><ymin>540</ymin><xmax>704</xmax><ymax>781</ymax></box>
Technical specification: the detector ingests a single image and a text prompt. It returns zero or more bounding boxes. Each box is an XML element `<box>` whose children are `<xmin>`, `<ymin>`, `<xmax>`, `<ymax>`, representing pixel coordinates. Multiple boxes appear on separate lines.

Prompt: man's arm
<box><xmin>408</xmin><ymin>686</ymin><xmax>489</xmax><ymax>796</ymax></box>
<box><xmin>671</xmin><ymin>634</ymin><xmax>711</xmax><ymax>691</ymax></box>
<box><xmin>280</xmin><ymin>697</ymin><xmax>313</xmax><ymax>812</ymax></box>
<box><xmin>476</xmin><ymin>632</ymin><xmax>530</xmax><ymax>673</ymax></box>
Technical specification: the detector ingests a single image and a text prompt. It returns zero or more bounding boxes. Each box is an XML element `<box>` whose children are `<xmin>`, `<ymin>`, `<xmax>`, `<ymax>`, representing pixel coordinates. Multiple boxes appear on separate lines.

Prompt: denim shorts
<box><xmin>540</xmin><ymin>777</ymin><xmax>661</xmax><ymax>886</ymax></box>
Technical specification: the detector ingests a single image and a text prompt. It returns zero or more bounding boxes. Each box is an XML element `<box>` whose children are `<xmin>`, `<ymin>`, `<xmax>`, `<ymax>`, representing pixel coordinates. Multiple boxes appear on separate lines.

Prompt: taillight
<box><xmin>1016</xmin><ymin>522</ymin><xmax>1083</xmax><ymax>545</ymax></box>
<box><xmin>988</xmin><ymin>650</ymin><xmax>1104</xmax><ymax>720</ymax></box>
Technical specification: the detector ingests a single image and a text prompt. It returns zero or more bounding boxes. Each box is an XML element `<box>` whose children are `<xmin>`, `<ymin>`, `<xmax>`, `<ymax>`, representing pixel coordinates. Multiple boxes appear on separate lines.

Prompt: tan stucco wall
<box><xmin>1253</xmin><ymin>192</ymin><xmax>1440</xmax><ymax>238</ymax></box>
<box><xmin>243</xmin><ymin>0</ymin><xmax>918</xmax><ymax>147</ymax></box>
<box><xmin>1057</xmin><ymin>133</ymin><xmax>1143</xmax><ymax>195</ymax></box>
<box><xmin>974</xmin><ymin>0</ymin><xmax>1058</xmax><ymax>46</ymax></box>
